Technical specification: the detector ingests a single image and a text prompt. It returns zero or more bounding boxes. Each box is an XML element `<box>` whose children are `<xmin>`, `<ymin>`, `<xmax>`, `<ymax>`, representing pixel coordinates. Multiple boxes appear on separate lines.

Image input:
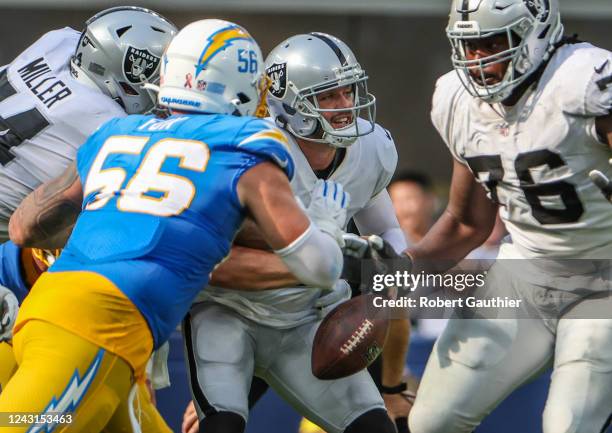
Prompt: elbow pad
<box><xmin>275</xmin><ymin>224</ymin><xmax>342</xmax><ymax>290</ymax></box>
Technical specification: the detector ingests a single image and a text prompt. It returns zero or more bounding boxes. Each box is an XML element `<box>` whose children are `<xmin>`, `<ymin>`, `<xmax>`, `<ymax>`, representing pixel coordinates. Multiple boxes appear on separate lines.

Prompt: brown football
<box><xmin>312</xmin><ymin>293</ymin><xmax>389</xmax><ymax>380</ymax></box>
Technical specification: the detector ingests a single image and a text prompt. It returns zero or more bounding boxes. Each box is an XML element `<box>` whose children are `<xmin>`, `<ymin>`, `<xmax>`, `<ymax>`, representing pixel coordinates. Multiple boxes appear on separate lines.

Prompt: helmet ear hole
<box><xmin>119</xmin><ymin>81</ymin><xmax>139</xmax><ymax>96</ymax></box>
<box><xmin>236</xmin><ymin>92</ymin><xmax>251</xmax><ymax>104</ymax></box>
<box><xmin>282</xmin><ymin>103</ymin><xmax>296</xmax><ymax>115</ymax></box>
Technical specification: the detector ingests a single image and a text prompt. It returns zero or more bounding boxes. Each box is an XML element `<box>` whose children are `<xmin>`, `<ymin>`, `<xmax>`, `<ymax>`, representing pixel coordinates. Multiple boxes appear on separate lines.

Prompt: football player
<box><xmin>182</xmin><ymin>33</ymin><xmax>409</xmax><ymax>433</ymax></box>
<box><xmin>406</xmin><ymin>1</ymin><xmax>612</xmax><ymax>432</ymax></box>
<box><xmin>4</xmin><ymin>19</ymin><xmax>345</xmax><ymax>433</ymax></box>
<box><xmin>0</xmin><ymin>6</ymin><xmax>177</xmax><ymax>431</ymax></box>
<box><xmin>0</xmin><ymin>3</ymin><xmax>176</xmax><ymax>346</ymax></box>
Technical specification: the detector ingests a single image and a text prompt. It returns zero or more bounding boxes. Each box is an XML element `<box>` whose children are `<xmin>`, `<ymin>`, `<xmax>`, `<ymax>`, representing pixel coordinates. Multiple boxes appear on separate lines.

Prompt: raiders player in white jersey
<box><xmin>0</xmin><ymin>7</ymin><xmax>177</xmax><ymax>433</ymax></box>
<box><xmin>407</xmin><ymin>1</ymin><xmax>612</xmax><ymax>433</ymax></box>
<box><xmin>182</xmin><ymin>33</ymin><xmax>409</xmax><ymax>433</ymax></box>
<box><xmin>0</xmin><ymin>6</ymin><xmax>175</xmax><ymax>241</ymax></box>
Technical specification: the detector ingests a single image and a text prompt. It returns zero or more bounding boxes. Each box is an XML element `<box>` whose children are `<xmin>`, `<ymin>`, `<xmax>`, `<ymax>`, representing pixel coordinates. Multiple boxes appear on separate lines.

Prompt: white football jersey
<box><xmin>199</xmin><ymin>118</ymin><xmax>398</xmax><ymax>327</ymax></box>
<box><xmin>432</xmin><ymin>43</ymin><xmax>612</xmax><ymax>259</ymax></box>
<box><xmin>0</xmin><ymin>27</ymin><xmax>126</xmax><ymax>240</ymax></box>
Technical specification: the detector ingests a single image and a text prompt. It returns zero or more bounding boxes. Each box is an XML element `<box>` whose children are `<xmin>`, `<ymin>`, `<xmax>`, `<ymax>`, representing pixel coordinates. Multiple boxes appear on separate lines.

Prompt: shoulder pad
<box><xmin>431</xmin><ymin>71</ymin><xmax>468</xmax><ymax>163</ymax></box>
<box><xmin>544</xmin><ymin>43</ymin><xmax>612</xmax><ymax>116</ymax></box>
<box><xmin>235</xmin><ymin>118</ymin><xmax>295</xmax><ymax>180</ymax></box>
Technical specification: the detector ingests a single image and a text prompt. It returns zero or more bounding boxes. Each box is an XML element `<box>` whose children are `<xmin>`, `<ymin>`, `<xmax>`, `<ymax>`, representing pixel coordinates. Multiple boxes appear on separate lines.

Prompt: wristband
<box><xmin>380</xmin><ymin>382</ymin><xmax>407</xmax><ymax>394</ymax></box>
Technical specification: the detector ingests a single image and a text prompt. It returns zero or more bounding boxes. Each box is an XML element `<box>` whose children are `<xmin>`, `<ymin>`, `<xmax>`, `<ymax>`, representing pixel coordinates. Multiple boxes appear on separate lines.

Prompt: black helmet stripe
<box><xmin>309</xmin><ymin>32</ymin><xmax>348</xmax><ymax>67</ymax></box>
<box><xmin>460</xmin><ymin>0</ymin><xmax>470</xmax><ymax>21</ymax></box>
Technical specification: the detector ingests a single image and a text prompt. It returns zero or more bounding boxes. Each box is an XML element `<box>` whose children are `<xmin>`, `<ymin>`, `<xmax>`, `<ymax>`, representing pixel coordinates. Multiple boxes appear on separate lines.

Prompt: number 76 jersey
<box><xmin>432</xmin><ymin>43</ymin><xmax>612</xmax><ymax>259</ymax></box>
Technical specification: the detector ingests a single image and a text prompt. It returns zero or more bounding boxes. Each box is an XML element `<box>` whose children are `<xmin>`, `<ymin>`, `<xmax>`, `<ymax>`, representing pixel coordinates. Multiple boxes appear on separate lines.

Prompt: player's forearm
<box><xmin>9</xmin><ymin>163</ymin><xmax>81</xmax><ymax>248</ymax></box>
<box><xmin>407</xmin><ymin>209</ymin><xmax>491</xmax><ymax>273</ymax></box>
<box><xmin>209</xmin><ymin>246</ymin><xmax>299</xmax><ymax>290</ymax></box>
<box><xmin>382</xmin><ymin>317</ymin><xmax>411</xmax><ymax>387</ymax></box>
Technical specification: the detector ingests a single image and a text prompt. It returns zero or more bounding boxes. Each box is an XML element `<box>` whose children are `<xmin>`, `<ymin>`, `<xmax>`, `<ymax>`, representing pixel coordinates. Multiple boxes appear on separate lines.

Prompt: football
<box><xmin>312</xmin><ymin>293</ymin><xmax>389</xmax><ymax>380</ymax></box>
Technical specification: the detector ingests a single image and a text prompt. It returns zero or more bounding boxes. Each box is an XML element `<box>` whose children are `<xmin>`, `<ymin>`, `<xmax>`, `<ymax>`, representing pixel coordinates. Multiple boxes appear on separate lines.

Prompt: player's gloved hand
<box><xmin>589</xmin><ymin>159</ymin><xmax>612</xmax><ymax>202</ymax></box>
<box><xmin>306</xmin><ymin>179</ymin><xmax>350</xmax><ymax>247</ymax></box>
<box><xmin>0</xmin><ymin>284</ymin><xmax>18</xmax><ymax>342</ymax></box>
<box><xmin>341</xmin><ymin>234</ymin><xmax>413</xmax><ymax>292</ymax></box>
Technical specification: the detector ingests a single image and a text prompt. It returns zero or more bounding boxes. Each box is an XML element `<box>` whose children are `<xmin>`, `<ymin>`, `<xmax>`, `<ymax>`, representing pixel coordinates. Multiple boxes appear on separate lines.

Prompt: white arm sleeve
<box><xmin>353</xmin><ymin>190</ymin><xmax>408</xmax><ymax>253</ymax></box>
<box><xmin>274</xmin><ymin>223</ymin><xmax>343</xmax><ymax>290</ymax></box>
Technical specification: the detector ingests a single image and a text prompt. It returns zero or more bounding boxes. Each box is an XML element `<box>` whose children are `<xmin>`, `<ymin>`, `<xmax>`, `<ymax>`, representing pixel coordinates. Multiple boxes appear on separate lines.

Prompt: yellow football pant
<box><xmin>0</xmin><ymin>342</ymin><xmax>17</xmax><ymax>393</ymax></box>
<box><xmin>0</xmin><ymin>320</ymin><xmax>171</xmax><ymax>433</ymax></box>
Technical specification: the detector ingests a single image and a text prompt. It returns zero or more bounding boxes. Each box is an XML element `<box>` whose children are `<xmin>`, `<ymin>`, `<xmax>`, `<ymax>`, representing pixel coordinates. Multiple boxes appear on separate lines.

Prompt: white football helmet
<box><xmin>155</xmin><ymin>19</ymin><xmax>268</xmax><ymax>117</ymax></box>
<box><xmin>70</xmin><ymin>6</ymin><xmax>176</xmax><ymax>114</ymax></box>
<box><xmin>265</xmin><ymin>33</ymin><xmax>376</xmax><ymax>148</ymax></box>
<box><xmin>447</xmin><ymin>0</ymin><xmax>563</xmax><ymax>102</ymax></box>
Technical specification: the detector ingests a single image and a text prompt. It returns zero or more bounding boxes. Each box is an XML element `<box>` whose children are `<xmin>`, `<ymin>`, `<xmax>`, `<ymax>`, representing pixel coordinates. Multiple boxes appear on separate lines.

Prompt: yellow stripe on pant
<box><xmin>0</xmin><ymin>336</ymin><xmax>170</xmax><ymax>433</ymax></box>
<box><xmin>0</xmin><ymin>271</ymin><xmax>171</xmax><ymax>432</ymax></box>
<box><xmin>0</xmin><ymin>319</ymin><xmax>132</xmax><ymax>432</ymax></box>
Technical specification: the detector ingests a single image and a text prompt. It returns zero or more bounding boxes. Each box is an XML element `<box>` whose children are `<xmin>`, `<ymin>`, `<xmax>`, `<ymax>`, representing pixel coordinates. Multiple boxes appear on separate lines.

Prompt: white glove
<box><xmin>306</xmin><ymin>179</ymin><xmax>350</xmax><ymax>246</ymax></box>
<box><xmin>589</xmin><ymin>159</ymin><xmax>612</xmax><ymax>202</ymax></box>
<box><xmin>0</xmin><ymin>285</ymin><xmax>18</xmax><ymax>342</ymax></box>
<box><xmin>342</xmin><ymin>233</ymin><xmax>387</xmax><ymax>258</ymax></box>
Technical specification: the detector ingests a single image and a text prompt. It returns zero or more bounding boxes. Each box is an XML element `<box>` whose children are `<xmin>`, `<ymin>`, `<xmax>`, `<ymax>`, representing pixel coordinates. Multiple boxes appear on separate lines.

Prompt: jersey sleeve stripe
<box><xmin>238</xmin><ymin>129</ymin><xmax>289</xmax><ymax>149</ymax></box>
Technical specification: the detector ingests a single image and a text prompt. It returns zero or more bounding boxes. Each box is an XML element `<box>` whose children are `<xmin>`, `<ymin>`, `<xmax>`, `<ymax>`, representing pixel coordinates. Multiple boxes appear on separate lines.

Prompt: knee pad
<box><xmin>344</xmin><ymin>408</ymin><xmax>396</xmax><ymax>433</ymax></box>
<box><xmin>200</xmin><ymin>411</ymin><xmax>245</xmax><ymax>433</ymax></box>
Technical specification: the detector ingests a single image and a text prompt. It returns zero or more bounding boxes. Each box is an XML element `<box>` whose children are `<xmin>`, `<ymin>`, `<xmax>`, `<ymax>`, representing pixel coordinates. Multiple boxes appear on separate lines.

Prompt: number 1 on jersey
<box><xmin>84</xmin><ymin>135</ymin><xmax>210</xmax><ymax>216</ymax></box>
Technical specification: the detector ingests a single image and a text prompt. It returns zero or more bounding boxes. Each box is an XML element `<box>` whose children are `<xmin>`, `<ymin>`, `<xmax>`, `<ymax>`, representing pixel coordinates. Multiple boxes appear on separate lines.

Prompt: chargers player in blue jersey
<box><xmin>3</xmin><ymin>19</ymin><xmax>347</xmax><ymax>433</ymax></box>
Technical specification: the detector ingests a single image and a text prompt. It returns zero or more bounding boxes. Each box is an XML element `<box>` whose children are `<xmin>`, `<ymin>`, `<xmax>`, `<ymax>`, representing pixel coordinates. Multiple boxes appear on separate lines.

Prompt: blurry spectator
<box><xmin>388</xmin><ymin>171</ymin><xmax>447</xmax><ymax>337</ymax></box>
<box><xmin>388</xmin><ymin>171</ymin><xmax>438</xmax><ymax>245</ymax></box>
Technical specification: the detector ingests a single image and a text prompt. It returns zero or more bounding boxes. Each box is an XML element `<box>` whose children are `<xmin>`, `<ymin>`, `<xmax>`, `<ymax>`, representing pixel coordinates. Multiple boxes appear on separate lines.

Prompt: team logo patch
<box><xmin>524</xmin><ymin>0</ymin><xmax>550</xmax><ymax>22</ymax></box>
<box><xmin>123</xmin><ymin>46</ymin><xmax>160</xmax><ymax>84</ymax></box>
<box><xmin>266</xmin><ymin>62</ymin><xmax>287</xmax><ymax>99</ymax></box>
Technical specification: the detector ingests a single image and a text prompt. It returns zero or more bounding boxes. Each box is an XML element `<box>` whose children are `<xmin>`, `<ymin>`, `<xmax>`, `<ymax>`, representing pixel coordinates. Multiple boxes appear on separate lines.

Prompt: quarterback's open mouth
<box><xmin>330</xmin><ymin>113</ymin><xmax>353</xmax><ymax>129</ymax></box>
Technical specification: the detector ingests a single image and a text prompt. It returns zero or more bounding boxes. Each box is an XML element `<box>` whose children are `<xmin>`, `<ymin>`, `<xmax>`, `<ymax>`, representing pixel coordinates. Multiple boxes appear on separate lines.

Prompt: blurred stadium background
<box><xmin>0</xmin><ymin>1</ymin><xmax>609</xmax><ymax>432</ymax></box>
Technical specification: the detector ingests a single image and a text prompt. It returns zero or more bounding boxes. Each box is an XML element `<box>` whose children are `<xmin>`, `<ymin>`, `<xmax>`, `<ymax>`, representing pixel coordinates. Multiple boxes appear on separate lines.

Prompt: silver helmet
<box><xmin>447</xmin><ymin>0</ymin><xmax>563</xmax><ymax>103</ymax></box>
<box><xmin>265</xmin><ymin>33</ymin><xmax>376</xmax><ymax>148</ymax></box>
<box><xmin>70</xmin><ymin>6</ymin><xmax>177</xmax><ymax>114</ymax></box>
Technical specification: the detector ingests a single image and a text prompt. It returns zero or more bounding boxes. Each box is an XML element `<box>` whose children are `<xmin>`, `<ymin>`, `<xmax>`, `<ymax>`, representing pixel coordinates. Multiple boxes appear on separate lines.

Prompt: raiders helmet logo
<box><xmin>524</xmin><ymin>0</ymin><xmax>550</xmax><ymax>22</ymax></box>
<box><xmin>123</xmin><ymin>46</ymin><xmax>161</xmax><ymax>84</ymax></box>
<box><xmin>266</xmin><ymin>62</ymin><xmax>287</xmax><ymax>99</ymax></box>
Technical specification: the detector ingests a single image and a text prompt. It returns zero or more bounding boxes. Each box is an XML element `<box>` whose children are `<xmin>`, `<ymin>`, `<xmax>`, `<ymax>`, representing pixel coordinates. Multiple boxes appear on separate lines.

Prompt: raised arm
<box><xmin>407</xmin><ymin>159</ymin><xmax>497</xmax><ymax>272</ymax></box>
<box><xmin>9</xmin><ymin>163</ymin><xmax>82</xmax><ymax>249</ymax></box>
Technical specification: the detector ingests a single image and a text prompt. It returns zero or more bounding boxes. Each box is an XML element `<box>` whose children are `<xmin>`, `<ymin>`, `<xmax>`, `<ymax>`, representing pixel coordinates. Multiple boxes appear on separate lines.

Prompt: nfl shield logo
<box><xmin>266</xmin><ymin>62</ymin><xmax>287</xmax><ymax>99</ymax></box>
<box><xmin>123</xmin><ymin>46</ymin><xmax>161</xmax><ymax>84</ymax></box>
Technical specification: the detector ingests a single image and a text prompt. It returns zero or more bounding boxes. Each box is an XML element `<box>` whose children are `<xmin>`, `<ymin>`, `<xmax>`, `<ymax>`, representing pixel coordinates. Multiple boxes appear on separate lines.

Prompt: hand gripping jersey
<box><xmin>432</xmin><ymin>43</ymin><xmax>612</xmax><ymax>259</ymax></box>
<box><xmin>0</xmin><ymin>27</ymin><xmax>126</xmax><ymax>240</ymax></box>
<box><xmin>201</xmin><ymin>117</ymin><xmax>398</xmax><ymax>327</ymax></box>
<box><xmin>15</xmin><ymin>114</ymin><xmax>293</xmax><ymax>372</ymax></box>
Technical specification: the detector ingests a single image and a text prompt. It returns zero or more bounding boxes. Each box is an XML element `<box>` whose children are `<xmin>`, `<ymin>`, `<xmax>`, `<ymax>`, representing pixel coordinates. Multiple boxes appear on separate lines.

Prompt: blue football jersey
<box><xmin>51</xmin><ymin>114</ymin><xmax>293</xmax><ymax>348</ymax></box>
<box><xmin>0</xmin><ymin>241</ymin><xmax>29</xmax><ymax>303</ymax></box>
